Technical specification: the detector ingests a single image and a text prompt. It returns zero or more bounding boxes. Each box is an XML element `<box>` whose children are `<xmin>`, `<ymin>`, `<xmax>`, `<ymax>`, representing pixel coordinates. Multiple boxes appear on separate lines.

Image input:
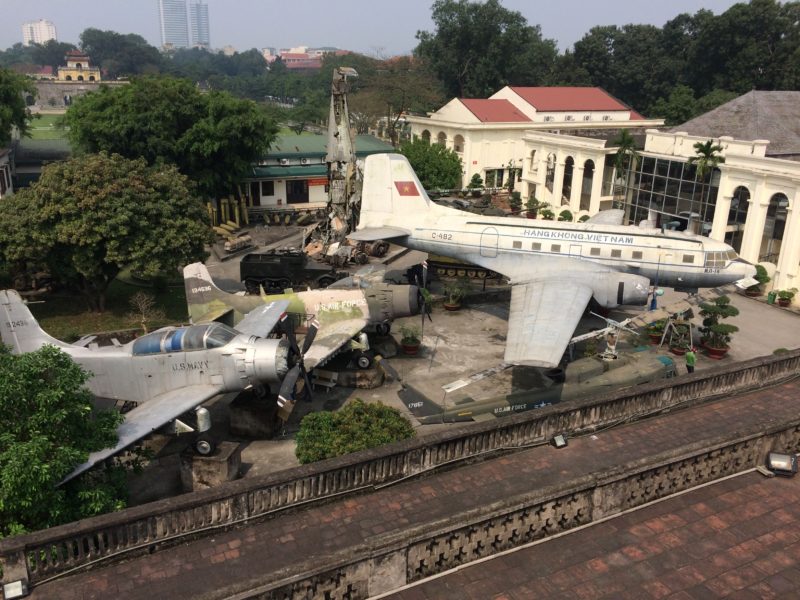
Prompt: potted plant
<box><xmin>745</xmin><ymin>264</ymin><xmax>770</xmax><ymax>297</ymax></box>
<box><xmin>699</xmin><ymin>295</ymin><xmax>739</xmax><ymax>359</ymax></box>
<box><xmin>508</xmin><ymin>191</ymin><xmax>522</xmax><ymax>214</ymax></box>
<box><xmin>443</xmin><ymin>277</ymin><xmax>469</xmax><ymax>311</ymax></box>
<box><xmin>467</xmin><ymin>173</ymin><xmax>484</xmax><ymax>198</ymax></box>
<box><xmin>645</xmin><ymin>318</ymin><xmax>667</xmax><ymax>344</ymax></box>
<box><xmin>558</xmin><ymin>209</ymin><xmax>573</xmax><ymax>222</ymax></box>
<box><xmin>539</xmin><ymin>204</ymin><xmax>555</xmax><ymax>220</ymax></box>
<box><xmin>777</xmin><ymin>288</ymin><xmax>797</xmax><ymax>307</ymax></box>
<box><xmin>525</xmin><ymin>196</ymin><xmax>541</xmax><ymax>219</ymax></box>
<box><xmin>399</xmin><ymin>323</ymin><xmax>421</xmax><ymax>355</ymax></box>
<box><xmin>669</xmin><ymin>323</ymin><xmax>692</xmax><ymax>355</ymax></box>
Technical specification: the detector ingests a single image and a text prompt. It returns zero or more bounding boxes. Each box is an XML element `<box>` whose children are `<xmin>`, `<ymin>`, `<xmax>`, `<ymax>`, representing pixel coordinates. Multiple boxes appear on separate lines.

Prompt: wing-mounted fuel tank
<box><xmin>589</xmin><ymin>272</ymin><xmax>650</xmax><ymax>308</ymax></box>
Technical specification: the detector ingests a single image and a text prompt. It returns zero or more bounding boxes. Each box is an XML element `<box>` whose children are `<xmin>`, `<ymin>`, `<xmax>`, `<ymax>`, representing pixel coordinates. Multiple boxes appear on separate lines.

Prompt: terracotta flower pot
<box><xmin>705</xmin><ymin>345</ymin><xmax>729</xmax><ymax>359</ymax></box>
<box><xmin>443</xmin><ymin>302</ymin><xmax>461</xmax><ymax>311</ymax></box>
<box><xmin>648</xmin><ymin>332</ymin><xmax>663</xmax><ymax>344</ymax></box>
<box><xmin>401</xmin><ymin>342</ymin><xmax>420</xmax><ymax>356</ymax></box>
<box><xmin>778</xmin><ymin>298</ymin><xmax>791</xmax><ymax>307</ymax></box>
<box><xmin>670</xmin><ymin>346</ymin><xmax>688</xmax><ymax>356</ymax></box>
<box><xmin>744</xmin><ymin>288</ymin><xmax>762</xmax><ymax>297</ymax></box>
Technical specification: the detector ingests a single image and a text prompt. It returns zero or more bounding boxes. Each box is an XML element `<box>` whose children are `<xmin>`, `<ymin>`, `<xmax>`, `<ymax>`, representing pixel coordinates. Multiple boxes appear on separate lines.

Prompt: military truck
<box><xmin>240</xmin><ymin>248</ymin><xmax>348</xmax><ymax>294</ymax></box>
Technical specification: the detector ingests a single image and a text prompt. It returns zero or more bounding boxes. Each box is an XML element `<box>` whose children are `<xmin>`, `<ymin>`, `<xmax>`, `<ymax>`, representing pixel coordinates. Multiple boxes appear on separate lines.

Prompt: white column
<box><xmin>774</xmin><ymin>188</ymin><xmax>800</xmax><ymax>290</ymax></box>
<box><xmin>589</xmin><ymin>160</ymin><xmax>604</xmax><ymax>214</ymax></box>
<box><xmin>570</xmin><ymin>165</ymin><xmax>584</xmax><ymax>213</ymax></box>
<box><xmin>552</xmin><ymin>160</ymin><xmax>566</xmax><ymax>208</ymax></box>
<box><xmin>739</xmin><ymin>179</ymin><xmax>768</xmax><ymax>262</ymax></box>
<box><xmin>710</xmin><ymin>195</ymin><xmax>732</xmax><ymax>241</ymax></box>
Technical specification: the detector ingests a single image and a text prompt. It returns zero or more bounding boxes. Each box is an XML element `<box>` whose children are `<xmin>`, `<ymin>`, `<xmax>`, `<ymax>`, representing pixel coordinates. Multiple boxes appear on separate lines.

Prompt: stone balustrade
<box><xmin>2</xmin><ymin>349</ymin><xmax>799</xmax><ymax>590</ymax></box>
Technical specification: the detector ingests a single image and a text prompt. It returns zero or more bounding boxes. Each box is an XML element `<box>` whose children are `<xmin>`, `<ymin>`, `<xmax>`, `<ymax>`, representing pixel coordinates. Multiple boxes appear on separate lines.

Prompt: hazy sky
<box><xmin>4</xmin><ymin>0</ymin><xmax>743</xmax><ymax>56</ymax></box>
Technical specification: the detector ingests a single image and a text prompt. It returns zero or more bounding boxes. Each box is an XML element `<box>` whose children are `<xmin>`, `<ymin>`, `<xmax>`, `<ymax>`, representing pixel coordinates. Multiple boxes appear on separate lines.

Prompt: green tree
<box><xmin>688</xmin><ymin>139</ymin><xmax>724</xmax><ymax>204</ymax></box>
<box><xmin>649</xmin><ymin>85</ymin><xmax>697</xmax><ymax>126</ymax></box>
<box><xmin>0</xmin><ymin>152</ymin><xmax>211</xmax><ymax>311</ymax></box>
<box><xmin>399</xmin><ymin>137</ymin><xmax>463</xmax><ymax>190</ymax></box>
<box><xmin>295</xmin><ymin>399</ymin><xmax>415</xmax><ymax>464</ymax></box>
<box><xmin>64</xmin><ymin>76</ymin><xmax>277</xmax><ymax>199</ymax></box>
<box><xmin>79</xmin><ymin>28</ymin><xmax>164</xmax><ymax>78</ymax></box>
<box><xmin>415</xmin><ymin>0</ymin><xmax>558</xmax><ymax>98</ymax></box>
<box><xmin>0</xmin><ymin>67</ymin><xmax>36</xmax><ymax>144</ymax></box>
<box><xmin>0</xmin><ymin>345</ymin><xmax>126</xmax><ymax>536</ymax></box>
<box><xmin>612</xmin><ymin>129</ymin><xmax>639</xmax><ymax>199</ymax></box>
<box><xmin>31</xmin><ymin>40</ymin><xmax>78</xmax><ymax>73</ymax></box>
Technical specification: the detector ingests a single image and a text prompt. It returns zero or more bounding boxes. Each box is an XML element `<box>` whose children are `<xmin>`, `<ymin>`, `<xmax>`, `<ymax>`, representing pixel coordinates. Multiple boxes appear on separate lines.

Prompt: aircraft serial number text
<box><xmin>432</xmin><ymin>232</ymin><xmax>453</xmax><ymax>240</ymax></box>
<box><xmin>4</xmin><ymin>320</ymin><xmax>27</xmax><ymax>329</ymax></box>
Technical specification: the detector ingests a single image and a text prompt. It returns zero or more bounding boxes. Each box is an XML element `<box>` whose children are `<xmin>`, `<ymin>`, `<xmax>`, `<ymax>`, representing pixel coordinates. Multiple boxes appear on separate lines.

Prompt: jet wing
<box><xmin>586</xmin><ymin>209</ymin><xmax>624</xmax><ymax>225</ymax></box>
<box><xmin>62</xmin><ymin>384</ymin><xmax>222</xmax><ymax>484</ymax></box>
<box><xmin>303</xmin><ymin>317</ymin><xmax>369</xmax><ymax>369</ymax></box>
<box><xmin>235</xmin><ymin>300</ymin><xmax>290</xmax><ymax>337</ymax></box>
<box><xmin>348</xmin><ymin>226</ymin><xmax>410</xmax><ymax>241</ymax></box>
<box><xmin>504</xmin><ymin>279</ymin><xmax>594</xmax><ymax>368</ymax></box>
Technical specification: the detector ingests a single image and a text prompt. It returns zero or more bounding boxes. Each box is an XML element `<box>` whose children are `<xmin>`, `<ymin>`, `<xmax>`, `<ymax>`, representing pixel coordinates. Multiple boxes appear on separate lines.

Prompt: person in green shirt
<box><xmin>685</xmin><ymin>347</ymin><xmax>697</xmax><ymax>374</ymax></box>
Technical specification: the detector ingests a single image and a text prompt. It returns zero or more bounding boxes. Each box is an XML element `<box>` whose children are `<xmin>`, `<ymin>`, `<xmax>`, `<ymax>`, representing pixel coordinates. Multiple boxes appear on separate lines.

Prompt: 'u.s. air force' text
<box><xmin>522</xmin><ymin>229</ymin><xmax>634</xmax><ymax>244</ymax></box>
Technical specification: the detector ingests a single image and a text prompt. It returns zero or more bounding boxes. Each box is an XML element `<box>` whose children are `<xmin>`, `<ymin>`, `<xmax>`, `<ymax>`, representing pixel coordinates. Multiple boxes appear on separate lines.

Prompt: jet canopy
<box><xmin>132</xmin><ymin>323</ymin><xmax>238</xmax><ymax>356</ymax></box>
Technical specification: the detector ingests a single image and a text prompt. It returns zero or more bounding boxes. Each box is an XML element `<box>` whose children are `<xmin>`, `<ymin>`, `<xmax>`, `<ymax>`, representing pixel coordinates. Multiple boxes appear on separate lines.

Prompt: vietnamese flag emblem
<box><xmin>394</xmin><ymin>181</ymin><xmax>420</xmax><ymax>196</ymax></box>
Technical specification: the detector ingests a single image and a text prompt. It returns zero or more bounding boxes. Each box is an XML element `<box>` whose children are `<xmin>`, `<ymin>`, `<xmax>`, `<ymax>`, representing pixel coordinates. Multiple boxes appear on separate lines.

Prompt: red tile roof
<box><xmin>509</xmin><ymin>87</ymin><xmax>631</xmax><ymax>112</ymax></box>
<box><xmin>460</xmin><ymin>99</ymin><xmax>531</xmax><ymax>123</ymax></box>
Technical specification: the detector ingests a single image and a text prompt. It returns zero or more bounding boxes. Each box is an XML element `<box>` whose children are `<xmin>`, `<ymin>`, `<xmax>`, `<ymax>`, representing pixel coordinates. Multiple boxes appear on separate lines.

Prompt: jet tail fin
<box><xmin>0</xmin><ymin>290</ymin><xmax>67</xmax><ymax>353</ymax></box>
<box><xmin>359</xmin><ymin>153</ymin><xmax>453</xmax><ymax>230</ymax></box>
<box><xmin>398</xmin><ymin>384</ymin><xmax>444</xmax><ymax>423</ymax></box>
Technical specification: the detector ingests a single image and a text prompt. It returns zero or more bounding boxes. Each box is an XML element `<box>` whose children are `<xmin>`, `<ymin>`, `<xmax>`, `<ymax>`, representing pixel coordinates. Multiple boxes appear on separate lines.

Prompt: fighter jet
<box><xmin>350</xmin><ymin>153</ymin><xmax>756</xmax><ymax>368</ymax></box>
<box><xmin>0</xmin><ymin>289</ymin><xmax>304</xmax><ymax>483</ymax></box>
<box><xmin>399</xmin><ymin>352</ymin><xmax>676</xmax><ymax>424</ymax></box>
<box><xmin>183</xmin><ymin>262</ymin><xmax>421</xmax><ymax>371</ymax></box>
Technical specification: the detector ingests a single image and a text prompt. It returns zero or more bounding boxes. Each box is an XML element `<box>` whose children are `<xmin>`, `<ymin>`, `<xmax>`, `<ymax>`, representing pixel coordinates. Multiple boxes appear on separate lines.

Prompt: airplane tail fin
<box><xmin>398</xmin><ymin>384</ymin><xmax>444</xmax><ymax>424</ymax></box>
<box><xmin>0</xmin><ymin>290</ymin><xmax>68</xmax><ymax>353</ymax></box>
<box><xmin>183</xmin><ymin>262</ymin><xmax>229</xmax><ymax>323</ymax></box>
<box><xmin>360</xmin><ymin>153</ymin><xmax>450</xmax><ymax>230</ymax></box>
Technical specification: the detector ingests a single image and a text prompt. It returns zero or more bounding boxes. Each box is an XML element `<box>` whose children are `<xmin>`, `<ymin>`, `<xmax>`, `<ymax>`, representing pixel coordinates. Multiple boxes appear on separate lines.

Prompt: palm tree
<box><xmin>688</xmin><ymin>139</ymin><xmax>725</xmax><ymax>204</ymax></box>
<box><xmin>612</xmin><ymin>130</ymin><xmax>639</xmax><ymax>204</ymax></box>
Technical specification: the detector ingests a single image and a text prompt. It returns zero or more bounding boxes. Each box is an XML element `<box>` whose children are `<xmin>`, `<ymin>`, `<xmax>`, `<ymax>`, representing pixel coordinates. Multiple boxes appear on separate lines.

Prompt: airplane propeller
<box><xmin>276</xmin><ymin>314</ymin><xmax>320</xmax><ymax>422</ymax></box>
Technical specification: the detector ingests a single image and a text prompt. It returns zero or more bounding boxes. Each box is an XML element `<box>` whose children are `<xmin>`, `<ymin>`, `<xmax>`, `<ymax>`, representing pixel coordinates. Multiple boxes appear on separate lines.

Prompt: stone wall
<box><xmin>31</xmin><ymin>80</ymin><xmax>127</xmax><ymax>110</ymax></box>
<box><xmin>2</xmin><ymin>349</ymin><xmax>800</xmax><ymax>592</ymax></box>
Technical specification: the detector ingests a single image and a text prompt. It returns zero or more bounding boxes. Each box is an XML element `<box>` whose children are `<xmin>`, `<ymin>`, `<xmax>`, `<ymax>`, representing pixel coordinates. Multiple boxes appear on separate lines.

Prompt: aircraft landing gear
<box><xmin>194</xmin><ymin>435</ymin><xmax>216</xmax><ymax>456</ymax></box>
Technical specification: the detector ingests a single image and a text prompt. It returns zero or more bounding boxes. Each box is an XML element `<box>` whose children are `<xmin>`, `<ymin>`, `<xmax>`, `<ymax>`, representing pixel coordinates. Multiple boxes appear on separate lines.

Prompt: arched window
<box><xmin>77</xmin><ymin>75</ymin><xmax>84</xmax><ymax>81</ymax></box>
<box><xmin>759</xmin><ymin>193</ymin><xmax>788</xmax><ymax>263</ymax></box>
<box><xmin>453</xmin><ymin>134</ymin><xmax>464</xmax><ymax>153</ymax></box>
<box><xmin>436</xmin><ymin>132</ymin><xmax>447</xmax><ymax>146</ymax></box>
<box><xmin>561</xmin><ymin>156</ymin><xmax>574</xmax><ymax>205</ymax></box>
<box><xmin>65</xmin><ymin>75</ymin><xmax>72</xmax><ymax>81</ymax></box>
<box><xmin>581</xmin><ymin>160</ymin><xmax>594</xmax><ymax>212</ymax></box>
<box><xmin>89</xmin><ymin>75</ymin><xmax>96</xmax><ymax>81</ymax></box>
<box><xmin>545</xmin><ymin>153</ymin><xmax>556</xmax><ymax>193</ymax></box>
<box><xmin>726</xmin><ymin>186</ymin><xmax>750</xmax><ymax>253</ymax></box>
<box><xmin>421</xmin><ymin>130</ymin><xmax>431</xmax><ymax>144</ymax></box>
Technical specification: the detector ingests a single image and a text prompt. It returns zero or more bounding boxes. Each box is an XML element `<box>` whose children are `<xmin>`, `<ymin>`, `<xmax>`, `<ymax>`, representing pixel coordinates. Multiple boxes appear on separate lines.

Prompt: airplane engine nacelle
<box><xmin>591</xmin><ymin>273</ymin><xmax>650</xmax><ymax>308</ymax></box>
<box><xmin>390</xmin><ymin>284</ymin><xmax>421</xmax><ymax>318</ymax></box>
<box><xmin>241</xmin><ymin>337</ymin><xmax>291</xmax><ymax>385</ymax></box>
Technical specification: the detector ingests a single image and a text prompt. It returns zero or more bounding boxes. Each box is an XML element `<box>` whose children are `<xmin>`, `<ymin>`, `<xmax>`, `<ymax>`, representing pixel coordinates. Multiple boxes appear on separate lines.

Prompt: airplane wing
<box><xmin>235</xmin><ymin>299</ymin><xmax>290</xmax><ymax>337</ymax></box>
<box><xmin>586</xmin><ymin>209</ymin><xmax>624</xmax><ymax>225</ymax></box>
<box><xmin>348</xmin><ymin>226</ymin><xmax>410</xmax><ymax>241</ymax></box>
<box><xmin>302</xmin><ymin>317</ymin><xmax>369</xmax><ymax>369</ymax></box>
<box><xmin>62</xmin><ymin>384</ymin><xmax>222</xmax><ymax>484</ymax></box>
<box><xmin>504</xmin><ymin>279</ymin><xmax>594</xmax><ymax>368</ymax></box>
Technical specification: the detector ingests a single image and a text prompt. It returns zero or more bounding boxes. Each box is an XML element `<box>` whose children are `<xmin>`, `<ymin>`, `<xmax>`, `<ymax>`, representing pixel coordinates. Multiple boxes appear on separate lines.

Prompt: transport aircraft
<box><xmin>183</xmin><ymin>262</ymin><xmax>421</xmax><ymax>370</ymax></box>
<box><xmin>0</xmin><ymin>289</ymin><xmax>305</xmax><ymax>483</ymax></box>
<box><xmin>350</xmin><ymin>153</ymin><xmax>756</xmax><ymax>368</ymax></box>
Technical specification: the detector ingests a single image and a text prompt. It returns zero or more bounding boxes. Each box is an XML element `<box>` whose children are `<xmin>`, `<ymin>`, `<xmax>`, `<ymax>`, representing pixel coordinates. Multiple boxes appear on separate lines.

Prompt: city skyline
<box><xmin>4</xmin><ymin>0</ymin><xmax>742</xmax><ymax>57</ymax></box>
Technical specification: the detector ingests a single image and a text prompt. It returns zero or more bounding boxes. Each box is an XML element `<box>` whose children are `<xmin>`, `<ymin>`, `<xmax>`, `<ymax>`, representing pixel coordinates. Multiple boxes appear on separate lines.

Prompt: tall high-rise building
<box><xmin>22</xmin><ymin>19</ymin><xmax>57</xmax><ymax>46</ymax></box>
<box><xmin>158</xmin><ymin>0</ymin><xmax>189</xmax><ymax>49</ymax></box>
<box><xmin>189</xmin><ymin>0</ymin><xmax>210</xmax><ymax>49</ymax></box>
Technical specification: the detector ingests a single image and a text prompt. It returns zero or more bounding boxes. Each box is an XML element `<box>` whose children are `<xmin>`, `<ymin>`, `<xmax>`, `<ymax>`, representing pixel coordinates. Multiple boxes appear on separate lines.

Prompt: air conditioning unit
<box><xmin>565</xmin><ymin>115</ymin><xmax>574</xmax><ymax>121</ymax></box>
<box><xmin>279</xmin><ymin>158</ymin><xmax>289</xmax><ymax>165</ymax></box>
<box><xmin>544</xmin><ymin>116</ymin><xmax>554</xmax><ymax>122</ymax></box>
<box><xmin>300</xmin><ymin>158</ymin><xmax>310</xmax><ymax>165</ymax></box>
<box><xmin>583</xmin><ymin>115</ymin><xmax>591</xmax><ymax>121</ymax></box>
<box><xmin>602</xmin><ymin>115</ymin><xmax>612</xmax><ymax>121</ymax></box>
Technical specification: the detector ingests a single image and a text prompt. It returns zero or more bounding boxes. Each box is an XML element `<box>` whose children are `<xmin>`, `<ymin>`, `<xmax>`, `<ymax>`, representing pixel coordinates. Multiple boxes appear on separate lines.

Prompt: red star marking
<box><xmin>394</xmin><ymin>181</ymin><xmax>420</xmax><ymax>197</ymax></box>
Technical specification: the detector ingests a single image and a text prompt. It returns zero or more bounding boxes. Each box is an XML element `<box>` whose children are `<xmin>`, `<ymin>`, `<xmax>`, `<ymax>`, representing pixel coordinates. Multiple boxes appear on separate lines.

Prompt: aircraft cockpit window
<box><xmin>133</xmin><ymin>330</ymin><xmax>171</xmax><ymax>355</ymax></box>
<box><xmin>182</xmin><ymin>325</ymin><xmax>209</xmax><ymax>350</ymax></box>
<box><xmin>705</xmin><ymin>251</ymin><xmax>736</xmax><ymax>268</ymax></box>
<box><xmin>205</xmin><ymin>323</ymin><xmax>237</xmax><ymax>349</ymax></box>
<box><xmin>726</xmin><ymin>250</ymin><xmax>738</xmax><ymax>261</ymax></box>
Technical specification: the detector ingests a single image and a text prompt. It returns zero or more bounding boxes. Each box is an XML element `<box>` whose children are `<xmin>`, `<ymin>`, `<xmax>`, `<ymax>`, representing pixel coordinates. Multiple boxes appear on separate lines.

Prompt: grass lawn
<box><xmin>29</xmin><ymin>278</ymin><xmax>189</xmax><ymax>341</ymax></box>
<box><xmin>28</xmin><ymin>113</ymin><xmax>69</xmax><ymax>140</ymax></box>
